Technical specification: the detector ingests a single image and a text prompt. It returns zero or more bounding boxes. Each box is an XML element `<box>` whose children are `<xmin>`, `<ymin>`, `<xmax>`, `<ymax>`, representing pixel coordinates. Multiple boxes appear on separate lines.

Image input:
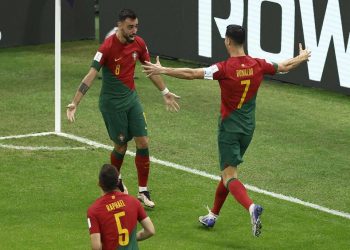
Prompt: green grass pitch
<box><xmin>0</xmin><ymin>40</ymin><xmax>349</xmax><ymax>249</ymax></box>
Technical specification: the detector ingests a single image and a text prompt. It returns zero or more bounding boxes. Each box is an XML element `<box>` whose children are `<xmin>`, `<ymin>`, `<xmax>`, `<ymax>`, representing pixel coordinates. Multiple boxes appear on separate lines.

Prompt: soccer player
<box><xmin>67</xmin><ymin>9</ymin><xmax>180</xmax><ymax>208</ymax></box>
<box><xmin>142</xmin><ymin>25</ymin><xmax>311</xmax><ymax>236</ymax></box>
<box><xmin>88</xmin><ymin>164</ymin><xmax>155</xmax><ymax>250</ymax></box>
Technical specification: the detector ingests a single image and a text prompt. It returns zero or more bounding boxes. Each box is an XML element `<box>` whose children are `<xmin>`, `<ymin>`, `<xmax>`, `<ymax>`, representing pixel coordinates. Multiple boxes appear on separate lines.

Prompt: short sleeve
<box><xmin>91</xmin><ymin>42</ymin><xmax>109</xmax><ymax>72</ymax></box>
<box><xmin>137</xmin><ymin>37</ymin><xmax>150</xmax><ymax>63</ymax></box>
<box><xmin>87</xmin><ymin>209</ymin><xmax>100</xmax><ymax>234</ymax></box>
<box><xmin>203</xmin><ymin>62</ymin><xmax>225</xmax><ymax>80</ymax></box>
<box><xmin>137</xmin><ymin>200</ymin><xmax>147</xmax><ymax>222</ymax></box>
<box><xmin>257</xmin><ymin>59</ymin><xmax>278</xmax><ymax>75</ymax></box>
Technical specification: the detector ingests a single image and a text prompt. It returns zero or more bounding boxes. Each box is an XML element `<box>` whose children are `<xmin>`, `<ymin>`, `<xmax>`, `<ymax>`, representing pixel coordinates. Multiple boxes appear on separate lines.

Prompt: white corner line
<box><xmin>0</xmin><ymin>132</ymin><xmax>56</xmax><ymax>140</ymax></box>
<box><xmin>0</xmin><ymin>144</ymin><xmax>87</xmax><ymax>151</ymax></box>
<box><xmin>1</xmin><ymin>131</ymin><xmax>349</xmax><ymax>220</ymax></box>
<box><xmin>55</xmin><ymin>132</ymin><xmax>350</xmax><ymax>220</ymax></box>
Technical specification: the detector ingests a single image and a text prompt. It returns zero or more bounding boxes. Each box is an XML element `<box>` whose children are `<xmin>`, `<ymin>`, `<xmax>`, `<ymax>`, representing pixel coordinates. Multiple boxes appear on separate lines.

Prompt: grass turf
<box><xmin>0</xmin><ymin>40</ymin><xmax>349</xmax><ymax>249</ymax></box>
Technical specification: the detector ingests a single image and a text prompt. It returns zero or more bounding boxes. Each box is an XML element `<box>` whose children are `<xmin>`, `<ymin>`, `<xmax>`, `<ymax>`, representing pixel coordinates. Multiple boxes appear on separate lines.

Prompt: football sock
<box><xmin>110</xmin><ymin>149</ymin><xmax>125</xmax><ymax>172</ymax></box>
<box><xmin>227</xmin><ymin>178</ymin><xmax>253</xmax><ymax>211</ymax></box>
<box><xmin>135</xmin><ymin>148</ymin><xmax>150</xmax><ymax>188</ymax></box>
<box><xmin>211</xmin><ymin>179</ymin><xmax>229</xmax><ymax>215</ymax></box>
<box><xmin>139</xmin><ymin>186</ymin><xmax>148</xmax><ymax>192</ymax></box>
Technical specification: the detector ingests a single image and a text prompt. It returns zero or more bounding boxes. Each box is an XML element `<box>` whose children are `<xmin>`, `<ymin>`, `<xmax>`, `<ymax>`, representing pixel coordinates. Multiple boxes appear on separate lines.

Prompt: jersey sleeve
<box><xmin>203</xmin><ymin>62</ymin><xmax>225</xmax><ymax>80</ymax></box>
<box><xmin>87</xmin><ymin>208</ymin><xmax>100</xmax><ymax>234</ymax></box>
<box><xmin>91</xmin><ymin>41</ymin><xmax>109</xmax><ymax>72</ymax></box>
<box><xmin>137</xmin><ymin>37</ymin><xmax>151</xmax><ymax>63</ymax></box>
<box><xmin>136</xmin><ymin>200</ymin><xmax>148</xmax><ymax>222</ymax></box>
<box><xmin>256</xmin><ymin>59</ymin><xmax>278</xmax><ymax>75</ymax></box>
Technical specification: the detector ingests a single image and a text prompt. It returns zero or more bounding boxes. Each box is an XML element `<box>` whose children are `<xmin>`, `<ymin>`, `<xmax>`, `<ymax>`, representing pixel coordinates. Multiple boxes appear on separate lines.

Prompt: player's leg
<box><xmin>101</xmin><ymin>111</ymin><xmax>130</xmax><ymax>193</ymax></box>
<box><xmin>134</xmin><ymin>136</ymin><xmax>154</xmax><ymax>208</ymax></box>
<box><xmin>222</xmin><ymin>166</ymin><xmax>263</xmax><ymax>237</ymax></box>
<box><xmin>111</xmin><ymin>143</ymin><xmax>127</xmax><ymax>172</ymax></box>
<box><xmin>212</xmin><ymin>178</ymin><xmax>229</xmax><ymax>215</ymax></box>
<box><xmin>219</xmin><ymin>132</ymin><xmax>263</xmax><ymax>236</ymax></box>
<box><xmin>199</xmin><ymin>178</ymin><xmax>228</xmax><ymax>228</ymax></box>
<box><xmin>128</xmin><ymin>102</ymin><xmax>154</xmax><ymax>208</ymax></box>
<box><xmin>199</xmin><ymin>129</ymin><xmax>232</xmax><ymax>228</ymax></box>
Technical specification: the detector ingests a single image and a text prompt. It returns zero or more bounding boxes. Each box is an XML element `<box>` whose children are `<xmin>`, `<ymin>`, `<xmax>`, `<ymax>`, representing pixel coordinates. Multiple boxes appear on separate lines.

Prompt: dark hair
<box><xmin>118</xmin><ymin>9</ymin><xmax>137</xmax><ymax>22</ymax></box>
<box><xmin>99</xmin><ymin>164</ymin><xmax>120</xmax><ymax>192</ymax></box>
<box><xmin>225</xmin><ymin>25</ymin><xmax>245</xmax><ymax>45</ymax></box>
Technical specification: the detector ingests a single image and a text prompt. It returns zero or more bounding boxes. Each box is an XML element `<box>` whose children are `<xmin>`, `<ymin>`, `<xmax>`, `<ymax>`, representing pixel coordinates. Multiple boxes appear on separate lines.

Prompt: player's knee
<box><xmin>114</xmin><ymin>144</ymin><xmax>127</xmax><ymax>154</ymax></box>
<box><xmin>222</xmin><ymin>166</ymin><xmax>238</xmax><ymax>184</ymax></box>
<box><xmin>135</xmin><ymin>137</ymin><xmax>149</xmax><ymax>149</ymax></box>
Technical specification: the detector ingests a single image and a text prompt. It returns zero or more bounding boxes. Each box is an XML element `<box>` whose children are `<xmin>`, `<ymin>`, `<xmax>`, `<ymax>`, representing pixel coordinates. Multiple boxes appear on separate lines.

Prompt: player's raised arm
<box><xmin>66</xmin><ymin>67</ymin><xmax>98</xmax><ymax>122</ymax></box>
<box><xmin>277</xmin><ymin>43</ymin><xmax>311</xmax><ymax>73</ymax></box>
<box><xmin>143</xmin><ymin>56</ymin><xmax>205</xmax><ymax>80</ymax></box>
<box><xmin>142</xmin><ymin>57</ymin><xmax>181</xmax><ymax>112</ymax></box>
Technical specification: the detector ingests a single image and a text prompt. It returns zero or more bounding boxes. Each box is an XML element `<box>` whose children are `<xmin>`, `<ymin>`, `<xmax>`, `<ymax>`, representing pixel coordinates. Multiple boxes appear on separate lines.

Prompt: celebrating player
<box><xmin>67</xmin><ymin>9</ymin><xmax>180</xmax><ymax>208</ymax></box>
<box><xmin>142</xmin><ymin>24</ymin><xmax>311</xmax><ymax>236</ymax></box>
<box><xmin>87</xmin><ymin>164</ymin><xmax>155</xmax><ymax>250</ymax></box>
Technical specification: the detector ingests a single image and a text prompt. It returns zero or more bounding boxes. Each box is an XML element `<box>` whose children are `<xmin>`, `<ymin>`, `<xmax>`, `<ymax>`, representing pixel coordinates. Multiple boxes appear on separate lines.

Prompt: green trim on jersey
<box><xmin>98</xmin><ymin>66</ymin><xmax>138</xmax><ymax>112</ymax></box>
<box><xmin>91</xmin><ymin>60</ymin><xmax>102</xmax><ymax>71</ymax></box>
<box><xmin>219</xmin><ymin>95</ymin><xmax>257</xmax><ymax>135</ymax></box>
<box><xmin>118</xmin><ymin>227</ymin><xmax>138</xmax><ymax>250</ymax></box>
<box><xmin>272</xmin><ymin>62</ymin><xmax>278</xmax><ymax>72</ymax></box>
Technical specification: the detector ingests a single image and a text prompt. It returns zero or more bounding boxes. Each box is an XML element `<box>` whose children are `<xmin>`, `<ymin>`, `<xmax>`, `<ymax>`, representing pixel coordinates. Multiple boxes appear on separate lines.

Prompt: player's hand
<box><xmin>66</xmin><ymin>103</ymin><xmax>77</xmax><ymax>122</ymax></box>
<box><xmin>163</xmin><ymin>92</ymin><xmax>181</xmax><ymax>112</ymax></box>
<box><xmin>298</xmin><ymin>43</ymin><xmax>311</xmax><ymax>61</ymax></box>
<box><xmin>142</xmin><ymin>56</ymin><xmax>164</xmax><ymax>77</ymax></box>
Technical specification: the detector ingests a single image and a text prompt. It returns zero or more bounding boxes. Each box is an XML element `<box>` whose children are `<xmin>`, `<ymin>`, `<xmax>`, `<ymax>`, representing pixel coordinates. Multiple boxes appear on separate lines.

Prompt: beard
<box><xmin>124</xmin><ymin>34</ymin><xmax>135</xmax><ymax>44</ymax></box>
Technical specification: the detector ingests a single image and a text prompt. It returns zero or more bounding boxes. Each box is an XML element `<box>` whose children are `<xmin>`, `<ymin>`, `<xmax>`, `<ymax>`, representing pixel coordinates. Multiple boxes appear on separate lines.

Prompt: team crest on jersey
<box><xmin>118</xmin><ymin>134</ymin><xmax>125</xmax><ymax>143</ymax></box>
<box><xmin>132</xmin><ymin>51</ymin><xmax>138</xmax><ymax>61</ymax></box>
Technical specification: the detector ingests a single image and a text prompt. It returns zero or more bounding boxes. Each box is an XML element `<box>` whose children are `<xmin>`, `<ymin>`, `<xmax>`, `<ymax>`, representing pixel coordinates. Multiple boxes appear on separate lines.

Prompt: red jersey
<box><xmin>87</xmin><ymin>191</ymin><xmax>147</xmax><ymax>250</ymax></box>
<box><xmin>204</xmin><ymin>56</ymin><xmax>277</xmax><ymax>134</ymax></box>
<box><xmin>92</xmin><ymin>34</ymin><xmax>150</xmax><ymax>90</ymax></box>
<box><xmin>91</xmin><ymin>35</ymin><xmax>151</xmax><ymax>112</ymax></box>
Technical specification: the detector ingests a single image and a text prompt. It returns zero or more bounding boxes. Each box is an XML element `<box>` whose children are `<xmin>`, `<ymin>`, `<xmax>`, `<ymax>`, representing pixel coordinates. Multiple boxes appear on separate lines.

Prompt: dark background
<box><xmin>1</xmin><ymin>0</ymin><xmax>348</xmax><ymax>95</ymax></box>
<box><xmin>99</xmin><ymin>0</ymin><xmax>350</xmax><ymax>95</ymax></box>
<box><xmin>0</xmin><ymin>0</ymin><xmax>95</xmax><ymax>47</ymax></box>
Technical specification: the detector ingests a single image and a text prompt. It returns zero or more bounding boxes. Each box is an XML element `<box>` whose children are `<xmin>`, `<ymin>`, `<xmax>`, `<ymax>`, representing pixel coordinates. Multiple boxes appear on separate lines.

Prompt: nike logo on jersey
<box><xmin>115</xmin><ymin>57</ymin><xmax>122</xmax><ymax>62</ymax></box>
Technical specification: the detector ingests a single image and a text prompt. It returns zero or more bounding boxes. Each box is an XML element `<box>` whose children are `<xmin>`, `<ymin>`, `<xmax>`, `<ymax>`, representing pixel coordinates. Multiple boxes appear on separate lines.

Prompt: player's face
<box><xmin>118</xmin><ymin>18</ymin><xmax>138</xmax><ymax>43</ymax></box>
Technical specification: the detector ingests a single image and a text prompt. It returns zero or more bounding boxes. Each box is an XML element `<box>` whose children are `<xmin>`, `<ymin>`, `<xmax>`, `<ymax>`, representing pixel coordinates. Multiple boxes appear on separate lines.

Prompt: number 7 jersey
<box><xmin>204</xmin><ymin>55</ymin><xmax>278</xmax><ymax>135</ymax></box>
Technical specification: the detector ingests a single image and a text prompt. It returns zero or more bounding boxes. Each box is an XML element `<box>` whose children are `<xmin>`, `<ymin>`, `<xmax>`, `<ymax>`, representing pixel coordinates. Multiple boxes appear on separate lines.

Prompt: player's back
<box><xmin>88</xmin><ymin>191</ymin><xmax>146</xmax><ymax>250</ymax></box>
<box><xmin>215</xmin><ymin>55</ymin><xmax>276</xmax><ymax>134</ymax></box>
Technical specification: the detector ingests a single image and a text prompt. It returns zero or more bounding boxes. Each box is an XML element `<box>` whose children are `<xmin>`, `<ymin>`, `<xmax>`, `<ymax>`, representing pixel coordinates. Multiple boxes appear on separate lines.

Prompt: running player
<box><xmin>142</xmin><ymin>24</ymin><xmax>311</xmax><ymax>236</ymax></box>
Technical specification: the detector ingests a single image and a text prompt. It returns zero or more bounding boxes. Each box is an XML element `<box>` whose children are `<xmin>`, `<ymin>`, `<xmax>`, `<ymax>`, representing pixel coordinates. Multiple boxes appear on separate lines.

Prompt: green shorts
<box><xmin>218</xmin><ymin>129</ymin><xmax>253</xmax><ymax>170</ymax></box>
<box><xmin>101</xmin><ymin>101</ymin><xmax>148</xmax><ymax>145</ymax></box>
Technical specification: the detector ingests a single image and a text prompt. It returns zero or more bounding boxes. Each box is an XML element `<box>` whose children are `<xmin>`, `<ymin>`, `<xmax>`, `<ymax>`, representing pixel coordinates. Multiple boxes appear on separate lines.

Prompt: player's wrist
<box><xmin>161</xmin><ymin>87</ymin><xmax>169</xmax><ymax>96</ymax></box>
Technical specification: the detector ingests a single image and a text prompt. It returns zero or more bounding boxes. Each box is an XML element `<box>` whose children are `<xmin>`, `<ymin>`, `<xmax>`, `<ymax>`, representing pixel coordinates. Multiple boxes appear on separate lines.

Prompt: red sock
<box><xmin>227</xmin><ymin>179</ymin><xmax>253</xmax><ymax>210</ymax></box>
<box><xmin>135</xmin><ymin>148</ymin><xmax>150</xmax><ymax>187</ymax></box>
<box><xmin>211</xmin><ymin>179</ymin><xmax>229</xmax><ymax>215</ymax></box>
<box><xmin>110</xmin><ymin>150</ymin><xmax>124</xmax><ymax>172</ymax></box>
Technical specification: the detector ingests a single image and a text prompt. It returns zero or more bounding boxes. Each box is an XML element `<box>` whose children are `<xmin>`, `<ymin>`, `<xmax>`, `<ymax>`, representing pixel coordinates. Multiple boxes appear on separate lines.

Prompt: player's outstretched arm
<box><xmin>277</xmin><ymin>43</ymin><xmax>311</xmax><ymax>73</ymax></box>
<box><xmin>144</xmin><ymin>57</ymin><xmax>181</xmax><ymax>112</ymax></box>
<box><xmin>66</xmin><ymin>68</ymin><xmax>98</xmax><ymax>122</ymax></box>
<box><xmin>137</xmin><ymin>217</ymin><xmax>155</xmax><ymax>241</ymax></box>
<box><xmin>142</xmin><ymin>56</ymin><xmax>204</xmax><ymax>80</ymax></box>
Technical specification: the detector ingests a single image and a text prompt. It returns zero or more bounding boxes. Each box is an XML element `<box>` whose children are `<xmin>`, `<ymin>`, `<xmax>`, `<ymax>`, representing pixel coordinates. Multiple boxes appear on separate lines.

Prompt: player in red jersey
<box><xmin>142</xmin><ymin>25</ymin><xmax>311</xmax><ymax>236</ymax></box>
<box><xmin>67</xmin><ymin>9</ymin><xmax>180</xmax><ymax>208</ymax></box>
<box><xmin>88</xmin><ymin>164</ymin><xmax>155</xmax><ymax>250</ymax></box>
